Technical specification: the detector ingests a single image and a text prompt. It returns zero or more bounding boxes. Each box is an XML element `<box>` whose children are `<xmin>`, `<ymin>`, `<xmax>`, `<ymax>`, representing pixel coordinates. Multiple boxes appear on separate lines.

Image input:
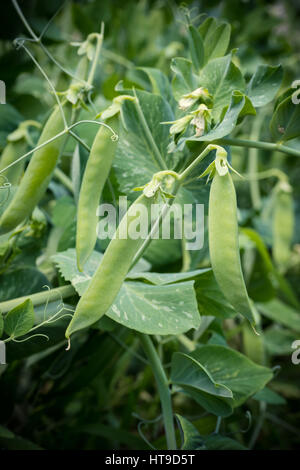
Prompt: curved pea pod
<box><xmin>76</xmin><ymin>115</ymin><xmax>119</xmax><ymax>271</ymax></box>
<box><xmin>209</xmin><ymin>170</ymin><xmax>255</xmax><ymax>326</ymax></box>
<box><xmin>0</xmin><ymin>104</ymin><xmax>71</xmax><ymax>235</ymax></box>
<box><xmin>66</xmin><ymin>193</ymin><xmax>153</xmax><ymax>338</ymax></box>
<box><xmin>0</xmin><ymin>140</ymin><xmax>27</xmax><ymax>186</ymax></box>
<box><xmin>273</xmin><ymin>182</ymin><xmax>294</xmax><ymax>272</ymax></box>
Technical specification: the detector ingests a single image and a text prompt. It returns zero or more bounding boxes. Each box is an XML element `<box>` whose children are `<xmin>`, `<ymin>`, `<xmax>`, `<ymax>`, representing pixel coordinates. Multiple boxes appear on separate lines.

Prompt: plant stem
<box><xmin>54</xmin><ymin>167</ymin><xmax>73</xmax><ymax>193</ymax></box>
<box><xmin>0</xmin><ymin>285</ymin><xmax>75</xmax><ymax>314</ymax></box>
<box><xmin>216</xmin><ymin>137</ymin><xmax>300</xmax><ymax>158</ymax></box>
<box><xmin>138</xmin><ymin>333</ymin><xmax>177</xmax><ymax>450</ymax></box>
<box><xmin>179</xmin><ymin>144</ymin><xmax>214</xmax><ymax>181</ymax></box>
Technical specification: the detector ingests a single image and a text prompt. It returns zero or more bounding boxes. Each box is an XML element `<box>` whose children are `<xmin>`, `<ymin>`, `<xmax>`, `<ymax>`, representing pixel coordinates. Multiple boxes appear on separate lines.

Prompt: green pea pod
<box><xmin>273</xmin><ymin>183</ymin><xmax>294</xmax><ymax>272</ymax></box>
<box><xmin>66</xmin><ymin>193</ymin><xmax>153</xmax><ymax>338</ymax></box>
<box><xmin>76</xmin><ymin>115</ymin><xmax>119</xmax><ymax>271</ymax></box>
<box><xmin>209</xmin><ymin>170</ymin><xmax>255</xmax><ymax>326</ymax></box>
<box><xmin>0</xmin><ymin>104</ymin><xmax>71</xmax><ymax>234</ymax></box>
<box><xmin>0</xmin><ymin>140</ymin><xmax>27</xmax><ymax>186</ymax></box>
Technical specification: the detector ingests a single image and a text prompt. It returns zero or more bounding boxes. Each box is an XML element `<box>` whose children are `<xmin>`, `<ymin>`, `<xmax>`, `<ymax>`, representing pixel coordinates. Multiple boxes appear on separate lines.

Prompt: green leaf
<box><xmin>189</xmin><ymin>345</ymin><xmax>273</xmax><ymax>406</ymax></box>
<box><xmin>0</xmin><ymin>104</ymin><xmax>23</xmax><ymax>149</ymax></box>
<box><xmin>253</xmin><ymin>387</ymin><xmax>286</xmax><ymax>405</ymax></box>
<box><xmin>176</xmin><ymin>415</ymin><xmax>205</xmax><ymax>450</ymax></box>
<box><xmin>171</xmin><ymin>57</ymin><xmax>198</xmax><ymax>100</ymax></box>
<box><xmin>247</xmin><ymin>64</ymin><xmax>283</xmax><ymax>107</ymax></box>
<box><xmin>171</xmin><ymin>352</ymin><xmax>233</xmax><ymax>398</ymax></box>
<box><xmin>188</xmin><ymin>25</ymin><xmax>204</xmax><ymax>72</ymax></box>
<box><xmin>115</xmin><ymin>89</ymin><xmax>175</xmax><ymax>194</ymax></box>
<box><xmin>137</xmin><ymin>67</ymin><xmax>174</xmax><ymax>104</ymax></box>
<box><xmin>198</xmin><ymin>54</ymin><xmax>245</xmax><ymax>120</ymax></box>
<box><xmin>0</xmin><ymin>267</ymin><xmax>50</xmax><ymax>303</ymax></box>
<box><xmin>180</xmin><ymin>385</ymin><xmax>233</xmax><ymax>417</ymax></box>
<box><xmin>106</xmin><ymin>280</ymin><xmax>200</xmax><ymax>335</ymax></box>
<box><xmin>4</xmin><ymin>299</ymin><xmax>35</xmax><ymax>339</ymax></box>
<box><xmin>204</xmin><ymin>434</ymin><xmax>247</xmax><ymax>450</ymax></box>
<box><xmin>264</xmin><ymin>326</ymin><xmax>298</xmax><ymax>356</ymax></box>
<box><xmin>127</xmin><ymin>268</ymin><xmax>211</xmax><ymax>285</ymax></box>
<box><xmin>270</xmin><ymin>94</ymin><xmax>300</xmax><ymax>142</ymax></box>
<box><xmin>257</xmin><ymin>299</ymin><xmax>300</xmax><ymax>332</ymax></box>
<box><xmin>200</xmin><ymin>20</ymin><xmax>231</xmax><ymax>65</ymax></box>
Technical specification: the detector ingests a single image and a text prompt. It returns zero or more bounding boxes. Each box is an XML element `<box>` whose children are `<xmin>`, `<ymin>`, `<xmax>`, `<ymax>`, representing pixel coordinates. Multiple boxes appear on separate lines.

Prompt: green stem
<box><xmin>54</xmin><ymin>167</ymin><xmax>74</xmax><ymax>193</ymax></box>
<box><xmin>248</xmin><ymin>114</ymin><xmax>265</xmax><ymax>211</ymax></box>
<box><xmin>0</xmin><ymin>285</ymin><xmax>75</xmax><ymax>314</ymax></box>
<box><xmin>138</xmin><ymin>333</ymin><xmax>177</xmax><ymax>450</ymax></box>
<box><xmin>179</xmin><ymin>144</ymin><xmax>215</xmax><ymax>182</ymax></box>
<box><xmin>216</xmin><ymin>138</ymin><xmax>300</xmax><ymax>158</ymax></box>
<box><xmin>133</xmin><ymin>89</ymin><xmax>168</xmax><ymax>170</ymax></box>
<box><xmin>87</xmin><ymin>24</ymin><xmax>104</xmax><ymax>88</ymax></box>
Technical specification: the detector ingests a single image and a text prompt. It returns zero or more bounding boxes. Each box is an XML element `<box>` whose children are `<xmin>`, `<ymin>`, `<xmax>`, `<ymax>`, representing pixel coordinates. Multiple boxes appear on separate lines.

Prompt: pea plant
<box><xmin>0</xmin><ymin>0</ymin><xmax>299</xmax><ymax>451</ymax></box>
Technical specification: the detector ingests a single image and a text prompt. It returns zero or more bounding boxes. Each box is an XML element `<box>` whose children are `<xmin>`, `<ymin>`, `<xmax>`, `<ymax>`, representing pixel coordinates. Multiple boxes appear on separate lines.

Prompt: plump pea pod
<box><xmin>76</xmin><ymin>115</ymin><xmax>119</xmax><ymax>271</ymax></box>
<box><xmin>0</xmin><ymin>140</ymin><xmax>27</xmax><ymax>186</ymax></box>
<box><xmin>273</xmin><ymin>182</ymin><xmax>294</xmax><ymax>272</ymax></box>
<box><xmin>0</xmin><ymin>104</ymin><xmax>71</xmax><ymax>234</ymax></box>
<box><xmin>66</xmin><ymin>193</ymin><xmax>153</xmax><ymax>338</ymax></box>
<box><xmin>209</xmin><ymin>170</ymin><xmax>255</xmax><ymax>325</ymax></box>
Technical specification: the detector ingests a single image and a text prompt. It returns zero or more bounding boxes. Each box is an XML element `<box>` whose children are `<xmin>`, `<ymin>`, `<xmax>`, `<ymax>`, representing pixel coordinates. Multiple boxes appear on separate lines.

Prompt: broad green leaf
<box><xmin>137</xmin><ymin>67</ymin><xmax>174</xmax><ymax>105</ymax></box>
<box><xmin>190</xmin><ymin>345</ymin><xmax>273</xmax><ymax>405</ymax></box>
<box><xmin>0</xmin><ymin>267</ymin><xmax>50</xmax><ymax>303</ymax></box>
<box><xmin>127</xmin><ymin>268</ymin><xmax>211</xmax><ymax>285</ymax></box>
<box><xmin>171</xmin><ymin>57</ymin><xmax>198</xmax><ymax>100</ymax></box>
<box><xmin>264</xmin><ymin>326</ymin><xmax>299</xmax><ymax>356</ymax></box>
<box><xmin>257</xmin><ymin>299</ymin><xmax>300</xmax><ymax>332</ymax></box>
<box><xmin>270</xmin><ymin>94</ymin><xmax>300</xmax><ymax>142</ymax></box>
<box><xmin>4</xmin><ymin>299</ymin><xmax>35</xmax><ymax>338</ymax></box>
<box><xmin>204</xmin><ymin>434</ymin><xmax>247</xmax><ymax>450</ymax></box>
<box><xmin>183</xmin><ymin>91</ymin><xmax>245</xmax><ymax>143</ymax></box>
<box><xmin>247</xmin><ymin>64</ymin><xmax>283</xmax><ymax>107</ymax></box>
<box><xmin>195</xmin><ymin>271</ymin><xmax>237</xmax><ymax>319</ymax></box>
<box><xmin>176</xmin><ymin>415</ymin><xmax>205</xmax><ymax>450</ymax></box>
<box><xmin>198</xmin><ymin>54</ymin><xmax>245</xmax><ymax>120</ymax></box>
<box><xmin>180</xmin><ymin>385</ymin><xmax>233</xmax><ymax>417</ymax></box>
<box><xmin>52</xmin><ymin>248</ymin><xmax>148</xmax><ymax>296</ymax></box>
<box><xmin>201</xmin><ymin>21</ymin><xmax>231</xmax><ymax>65</ymax></box>
<box><xmin>171</xmin><ymin>352</ymin><xmax>233</xmax><ymax>398</ymax></box>
<box><xmin>106</xmin><ymin>280</ymin><xmax>200</xmax><ymax>335</ymax></box>
<box><xmin>188</xmin><ymin>25</ymin><xmax>204</xmax><ymax>72</ymax></box>
<box><xmin>115</xmin><ymin>89</ymin><xmax>174</xmax><ymax>194</ymax></box>
<box><xmin>253</xmin><ymin>387</ymin><xmax>286</xmax><ymax>405</ymax></box>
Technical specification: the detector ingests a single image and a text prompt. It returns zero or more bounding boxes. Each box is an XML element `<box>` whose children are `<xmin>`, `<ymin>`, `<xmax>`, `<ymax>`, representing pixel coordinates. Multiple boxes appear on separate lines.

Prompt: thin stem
<box><xmin>54</xmin><ymin>167</ymin><xmax>73</xmax><ymax>193</ymax></box>
<box><xmin>179</xmin><ymin>144</ymin><xmax>213</xmax><ymax>182</ymax></box>
<box><xmin>248</xmin><ymin>402</ymin><xmax>267</xmax><ymax>449</ymax></box>
<box><xmin>87</xmin><ymin>24</ymin><xmax>104</xmax><ymax>87</ymax></box>
<box><xmin>248</xmin><ymin>113</ymin><xmax>265</xmax><ymax>210</ymax></box>
<box><xmin>12</xmin><ymin>0</ymin><xmax>39</xmax><ymax>41</ymax></box>
<box><xmin>133</xmin><ymin>89</ymin><xmax>168</xmax><ymax>170</ymax></box>
<box><xmin>138</xmin><ymin>333</ymin><xmax>177</xmax><ymax>450</ymax></box>
<box><xmin>216</xmin><ymin>137</ymin><xmax>300</xmax><ymax>159</ymax></box>
<box><xmin>0</xmin><ymin>285</ymin><xmax>75</xmax><ymax>314</ymax></box>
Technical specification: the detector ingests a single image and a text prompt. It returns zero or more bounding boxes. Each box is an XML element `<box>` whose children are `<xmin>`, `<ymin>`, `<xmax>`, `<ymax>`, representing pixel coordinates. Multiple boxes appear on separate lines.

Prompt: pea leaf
<box><xmin>105</xmin><ymin>280</ymin><xmax>200</xmax><ymax>335</ymax></box>
<box><xmin>198</xmin><ymin>54</ymin><xmax>245</xmax><ymax>120</ymax></box>
<box><xmin>270</xmin><ymin>94</ymin><xmax>300</xmax><ymax>142</ymax></box>
<box><xmin>264</xmin><ymin>326</ymin><xmax>298</xmax><ymax>356</ymax></box>
<box><xmin>115</xmin><ymin>89</ymin><xmax>174</xmax><ymax>194</ymax></box>
<box><xmin>171</xmin><ymin>57</ymin><xmax>198</xmax><ymax>100</ymax></box>
<box><xmin>199</xmin><ymin>19</ymin><xmax>231</xmax><ymax>65</ymax></box>
<box><xmin>176</xmin><ymin>415</ymin><xmax>205</xmax><ymax>450</ymax></box>
<box><xmin>189</xmin><ymin>345</ymin><xmax>273</xmax><ymax>406</ymax></box>
<box><xmin>187</xmin><ymin>25</ymin><xmax>204</xmax><ymax>72</ymax></box>
<box><xmin>247</xmin><ymin>64</ymin><xmax>283</xmax><ymax>107</ymax></box>
<box><xmin>257</xmin><ymin>299</ymin><xmax>300</xmax><ymax>332</ymax></box>
<box><xmin>0</xmin><ymin>267</ymin><xmax>50</xmax><ymax>302</ymax></box>
<box><xmin>204</xmin><ymin>434</ymin><xmax>247</xmax><ymax>450</ymax></box>
<box><xmin>137</xmin><ymin>67</ymin><xmax>174</xmax><ymax>105</ymax></box>
<box><xmin>4</xmin><ymin>299</ymin><xmax>35</xmax><ymax>339</ymax></box>
<box><xmin>253</xmin><ymin>387</ymin><xmax>286</xmax><ymax>405</ymax></box>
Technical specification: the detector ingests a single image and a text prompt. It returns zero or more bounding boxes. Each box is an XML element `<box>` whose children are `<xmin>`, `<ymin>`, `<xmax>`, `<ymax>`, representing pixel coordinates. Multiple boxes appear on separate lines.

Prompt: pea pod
<box><xmin>76</xmin><ymin>115</ymin><xmax>119</xmax><ymax>271</ymax></box>
<box><xmin>273</xmin><ymin>182</ymin><xmax>294</xmax><ymax>272</ymax></box>
<box><xmin>67</xmin><ymin>192</ymin><xmax>154</xmax><ymax>338</ymax></box>
<box><xmin>209</xmin><ymin>169</ymin><xmax>255</xmax><ymax>325</ymax></box>
<box><xmin>0</xmin><ymin>104</ymin><xmax>71</xmax><ymax>234</ymax></box>
<box><xmin>0</xmin><ymin>121</ymin><xmax>40</xmax><ymax>186</ymax></box>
